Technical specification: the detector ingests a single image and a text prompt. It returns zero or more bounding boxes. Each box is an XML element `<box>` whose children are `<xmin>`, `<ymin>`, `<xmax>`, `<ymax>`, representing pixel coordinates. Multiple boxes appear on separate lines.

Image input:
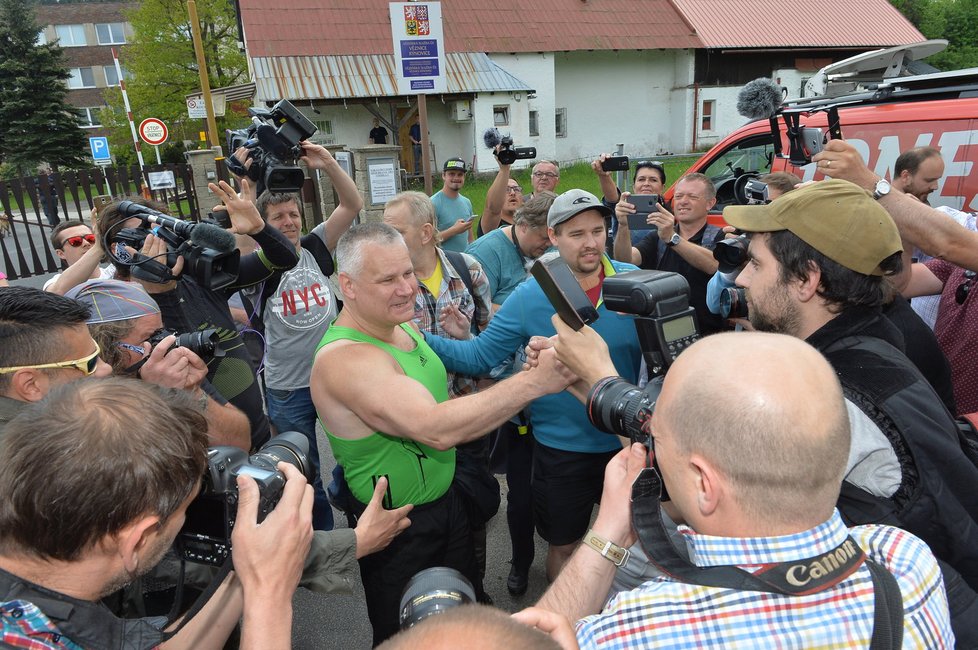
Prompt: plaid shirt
<box><xmin>911</xmin><ymin>205</ymin><xmax>976</xmax><ymax>328</ymax></box>
<box><xmin>413</xmin><ymin>248</ymin><xmax>492</xmax><ymax>398</ymax></box>
<box><xmin>577</xmin><ymin>510</ymin><xmax>953</xmax><ymax>649</ymax></box>
<box><xmin>1</xmin><ymin>600</ymin><xmax>85</xmax><ymax>650</ymax></box>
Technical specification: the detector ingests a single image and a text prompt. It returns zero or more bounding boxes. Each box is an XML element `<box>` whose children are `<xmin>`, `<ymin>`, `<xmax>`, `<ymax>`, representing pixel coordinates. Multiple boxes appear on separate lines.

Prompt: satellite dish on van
<box><xmin>805</xmin><ymin>39</ymin><xmax>948</xmax><ymax>97</ymax></box>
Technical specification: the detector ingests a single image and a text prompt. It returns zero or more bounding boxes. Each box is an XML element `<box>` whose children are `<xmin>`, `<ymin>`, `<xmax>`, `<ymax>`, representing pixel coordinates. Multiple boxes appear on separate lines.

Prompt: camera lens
<box><xmin>586</xmin><ymin>377</ymin><xmax>649</xmax><ymax>441</ymax></box>
<box><xmin>250</xmin><ymin>430</ymin><xmax>313</xmax><ymax>482</ymax></box>
<box><xmin>399</xmin><ymin>567</ymin><xmax>475</xmax><ymax>630</ymax></box>
<box><xmin>174</xmin><ymin>328</ymin><xmax>221</xmax><ymax>358</ymax></box>
<box><xmin>720</xmin><ymin>287</ymin><xmax>749</xmax><ymax>319</ymax></box>
<box><xmin>713</xmin><ymin>235</ymin><xmax>750</xmax><ymax>273</ymax></box>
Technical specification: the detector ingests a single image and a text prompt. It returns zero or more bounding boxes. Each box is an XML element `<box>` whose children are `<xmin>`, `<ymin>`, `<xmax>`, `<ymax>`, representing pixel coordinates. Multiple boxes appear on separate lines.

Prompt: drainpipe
<box><xmin>691</xmin><ymin>83</ymin><xmax>699</xmax><ymax>152</ymax></box>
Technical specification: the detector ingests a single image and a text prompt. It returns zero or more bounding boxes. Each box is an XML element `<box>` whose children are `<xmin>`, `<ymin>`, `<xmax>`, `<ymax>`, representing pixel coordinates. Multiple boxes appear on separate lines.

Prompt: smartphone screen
<box><xmin>531</xmin><ymin>258</ymin><xmax>599</xmax><ymax>331</ymax></box>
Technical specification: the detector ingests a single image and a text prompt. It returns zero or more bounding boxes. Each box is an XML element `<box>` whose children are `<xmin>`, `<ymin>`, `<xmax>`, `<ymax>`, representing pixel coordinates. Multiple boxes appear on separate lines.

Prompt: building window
<box><xmin>68</xmin><ymin>67</ymin><xmax>96</xmax><ymax>89</ymax></box>
<box><xmin>311</xmin><ymin>119</ymin><xmax>335</xmax><ymax>144</ymax></box>
<box><xmin>529</xmin><ymin>110</ymin><xmax>539</xmax><ymax>137</ymax></box>
<box><xmin>36</xmin><ymin>30</ymin><xmax>46</xmax><ymax>45</ymax></box>
<box><xmin>96</xmin><ymin>23</ymin><xmax>126</xmax><ymax>45</ymax></box>
<box><xmin>701</xmin><ymin>100</ymin><xmax>715</xmax><ymax>131</ymax></box>
<box><xmin>493</xmin><ymin>105</ymin><xmax>510</xmax><ymax>127</ymax></box>
<box><xmin>79</xmin><ymin>107</ymin><xmax>103</xmax><ymax>129</ymax></box>
<box><xmin>55</xmin><ymin>24</ymin><xmax>87</xmax><ymax>47</ymax></box>
<box><xmin>555</xmin><ymin>108</ymin><xmax>567</xmax><ymax>138</ymax></box>
<box><xmin>104</xmin><ymin>65</ymin><xmax>129</xmax><ymax>87</ymax></box>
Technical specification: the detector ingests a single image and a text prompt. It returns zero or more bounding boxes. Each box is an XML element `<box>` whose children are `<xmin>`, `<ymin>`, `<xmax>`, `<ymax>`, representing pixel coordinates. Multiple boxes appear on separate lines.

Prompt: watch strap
<box><xmin>582</xmin><ymin>528</ymin><xmax>630</xmax><ymax>567</ymax></box>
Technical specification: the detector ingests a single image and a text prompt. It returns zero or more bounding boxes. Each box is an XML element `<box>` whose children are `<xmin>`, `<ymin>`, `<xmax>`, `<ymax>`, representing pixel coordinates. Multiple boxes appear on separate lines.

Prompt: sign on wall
<box><xmin>389</xmin><ymin>2</ymin><xmax>446</xmax><ymax>95</ymax></box>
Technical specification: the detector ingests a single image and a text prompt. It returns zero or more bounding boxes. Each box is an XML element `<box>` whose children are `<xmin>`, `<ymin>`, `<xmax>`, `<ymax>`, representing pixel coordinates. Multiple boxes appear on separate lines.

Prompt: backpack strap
<box><xmin>866</xmin><ymin>558</ymin><xmax>904</xmax><ymax>649</ymax></box>
<box><xmin>443</xmin><ymin>250</ymin><xmax>480</xmax><ymax>336</ymax></box>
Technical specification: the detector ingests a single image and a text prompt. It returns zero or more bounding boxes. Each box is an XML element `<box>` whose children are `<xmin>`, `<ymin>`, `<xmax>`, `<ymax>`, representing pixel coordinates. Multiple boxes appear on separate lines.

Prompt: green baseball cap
<box><xmin>723</xmin><ymin>179</ymin><xmax>902</xmax><ymax>276</ymax></box>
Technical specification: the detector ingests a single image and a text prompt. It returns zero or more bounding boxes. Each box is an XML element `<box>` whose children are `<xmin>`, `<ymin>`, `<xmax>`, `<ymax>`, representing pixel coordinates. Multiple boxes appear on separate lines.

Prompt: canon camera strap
<box><xmin>630</xmin><ymin>468</ymin><xmax>902</xmax><ymax>647</ymax></box>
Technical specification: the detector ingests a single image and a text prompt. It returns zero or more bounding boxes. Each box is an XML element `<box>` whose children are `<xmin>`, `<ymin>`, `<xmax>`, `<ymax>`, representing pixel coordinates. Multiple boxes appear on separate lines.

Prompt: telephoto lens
<box><xmin>720</xmin><ymin>287</ymin><xmax>749</xmax><ymax>319</ymax></box>
<box><xmin>399</xmin><ymin>567</ymin><xmax>476</xmax><ymax>630</ymax></box>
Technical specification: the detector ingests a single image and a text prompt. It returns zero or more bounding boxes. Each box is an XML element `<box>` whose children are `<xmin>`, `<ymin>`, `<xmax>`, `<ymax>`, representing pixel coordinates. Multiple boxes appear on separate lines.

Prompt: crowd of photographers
<box><xmin>1</xmin><ymin>115</ymin><xmax>977</xmax><ymax>649</ymax></box>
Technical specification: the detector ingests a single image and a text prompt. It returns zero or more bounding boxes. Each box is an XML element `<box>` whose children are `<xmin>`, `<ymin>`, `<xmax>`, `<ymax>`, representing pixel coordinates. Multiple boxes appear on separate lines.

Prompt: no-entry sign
<box><xmin>138</xmin><ymin>118</ymin><xmax>168</xmax><ymax>146</ymax></box>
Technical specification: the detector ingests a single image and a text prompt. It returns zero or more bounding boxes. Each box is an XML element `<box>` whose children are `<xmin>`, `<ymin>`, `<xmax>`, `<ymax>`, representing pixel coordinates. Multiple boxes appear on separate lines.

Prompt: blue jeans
<box><xmin>266</xmin><ymin>386</ymin><xmax>334</xmax><ymax>531</ymax></box>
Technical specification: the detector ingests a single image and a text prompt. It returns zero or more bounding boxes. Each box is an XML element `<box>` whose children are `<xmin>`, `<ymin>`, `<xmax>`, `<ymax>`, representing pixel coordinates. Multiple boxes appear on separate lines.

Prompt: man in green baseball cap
<box><xmin>724</xmin><ymin>178</ymin><xmax>978</xmax><ymax>640</ymax></box>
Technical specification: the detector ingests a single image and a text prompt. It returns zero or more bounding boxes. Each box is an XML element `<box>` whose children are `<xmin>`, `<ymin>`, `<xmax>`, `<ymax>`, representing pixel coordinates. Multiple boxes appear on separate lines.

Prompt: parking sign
<box><xmin>89</xmin><ymin>137</ymin><xmax>111</xmax><ymax>164</ymax></box>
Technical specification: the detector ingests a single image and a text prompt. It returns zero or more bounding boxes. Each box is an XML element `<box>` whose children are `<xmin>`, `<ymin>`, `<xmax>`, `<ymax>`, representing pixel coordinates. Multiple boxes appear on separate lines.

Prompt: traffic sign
<box><xmin>89</xmin><ymin>137</ymin><xmax>111</xmax><ymax>162</ymax></box>
<box><xmin>138</xmin><ymin>118</ymin><xmax>168</xmax><ymax>146</ymax></box>
<box><xmin>186</xmin><ymin>96</ymin><xmax>226</xmax><ymax>118</ymax></box>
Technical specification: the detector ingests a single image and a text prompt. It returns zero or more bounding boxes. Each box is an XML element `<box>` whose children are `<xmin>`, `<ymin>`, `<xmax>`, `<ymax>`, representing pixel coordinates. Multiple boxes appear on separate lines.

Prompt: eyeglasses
<box><xmin>636</xmin><ymin>161</ymin><xmax>665</xmax><ymax>171</ymax></box>
<box><xmin>60</xmin><ymin>234</ymin><xmax>96</xmax><ymax>248</ymax></box>
<box><xmin>956</xmin><ymin>270</ymin><xmax>976</xmax><ymax>305</ymax></box>
<box><xmin>0</xmin><ymin>342</ymin><xmax>102</xmax><ymax>376</ymax></box>
<box><xmin>505</xmin><ymin>185</ymin><xmax>523</xmax><ymax>194</ymax></box>
<box><xmin>532</xmin><ymin>172</ymin><xmax>559</xmax><ymax>180</ymax></box>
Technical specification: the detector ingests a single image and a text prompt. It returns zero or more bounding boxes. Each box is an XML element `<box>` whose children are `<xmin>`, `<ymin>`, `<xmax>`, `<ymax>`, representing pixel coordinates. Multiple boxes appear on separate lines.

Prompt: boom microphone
<box><xmin>737</xmin><ymin>78</ymin><xmax>784</xmax><ymax>120</ymax></box>
<box><xmin>189</xmin><ymin>223</ymin><xmax>237</xmax><ymax>253</ymax></box>
<box><xmin>483</xmin><ymin>127</ymin><xmax>502</xmax><ymax>149</ymax></box>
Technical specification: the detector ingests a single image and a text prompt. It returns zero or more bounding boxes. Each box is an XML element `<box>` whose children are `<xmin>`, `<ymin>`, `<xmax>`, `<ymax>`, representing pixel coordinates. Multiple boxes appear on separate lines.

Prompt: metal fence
<box><xmin>0</xmin><ymin>163</ymin><xmax>197</xmax><ymax>281</ymax></box>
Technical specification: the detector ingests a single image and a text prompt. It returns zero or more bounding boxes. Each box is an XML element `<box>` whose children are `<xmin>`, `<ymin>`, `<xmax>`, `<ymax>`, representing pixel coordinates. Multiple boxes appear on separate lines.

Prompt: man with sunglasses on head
<box><xmin>0</xmin><ymin>286</ymin><xmax>112</xmax><ymax>439</ymax></box>
<box><xmin>43</xmin><ymin>219</ymin><xmax>115</xmax><ymax>295</ymax></box>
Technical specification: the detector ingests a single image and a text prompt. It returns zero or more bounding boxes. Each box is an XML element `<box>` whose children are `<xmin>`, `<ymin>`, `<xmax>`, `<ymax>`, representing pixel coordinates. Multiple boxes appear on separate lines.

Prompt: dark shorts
<box><xmin>532</xmin><ymin>442</ymin><xmax>619</xmax><ymax>546</ymax></box>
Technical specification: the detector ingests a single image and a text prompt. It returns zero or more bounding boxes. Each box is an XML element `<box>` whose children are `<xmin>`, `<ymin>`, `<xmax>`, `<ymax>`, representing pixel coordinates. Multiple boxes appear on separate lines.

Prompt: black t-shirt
<box><xmin>369</xmin><ymin>126</ymin><xmax>388</xmax><ymax>144</ymax></box>
<box><xmin>634</xmin><ymin>223</ymin><xmax>726</xmax><ymax>335</ymax></box>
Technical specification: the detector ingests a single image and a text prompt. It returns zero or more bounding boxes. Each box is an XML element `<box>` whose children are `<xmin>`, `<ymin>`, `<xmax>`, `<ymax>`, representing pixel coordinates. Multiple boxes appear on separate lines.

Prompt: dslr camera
<box><xmin>226</xmin><ymin>99</ymin><xmax>317</xmax><ymax>194</ymax></box>
<box><xmin>106</xmin><ymin>201</ymin><xmax>240</xmax><ymax>291</ymax></box>
<box><xmin>147</xmin><ymin>327</ymin><xmax>226</xmax><ymax>360</ymax></box>
<box><xmin>177</xmin><ymin>431</ymin><xmax>313</xmax><ymax>566</ymax></box>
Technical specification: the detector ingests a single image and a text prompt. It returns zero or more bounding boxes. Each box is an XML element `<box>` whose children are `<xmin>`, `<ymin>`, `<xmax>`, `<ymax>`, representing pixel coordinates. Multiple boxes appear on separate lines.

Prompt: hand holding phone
<box><xmin>626</xmin><ymin>194</ymin><xmax>660</xmax><ymax>231</ymax></box>
<box><xmin>600</xmin><ymin>156</ymin><xmax>630</xmax><ymax>172</ymax></box>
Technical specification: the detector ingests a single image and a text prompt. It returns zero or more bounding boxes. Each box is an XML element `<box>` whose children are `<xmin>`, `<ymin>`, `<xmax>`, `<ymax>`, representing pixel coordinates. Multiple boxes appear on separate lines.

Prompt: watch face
<box><xmin>875</xmin><ymin>179</ymin><xmax>891</xmax><ymax>197</ymax></box>
<box><xmin>671</xmin><ymin>233</ymin><xmax>681</xmax><ymax>245</ymax></box>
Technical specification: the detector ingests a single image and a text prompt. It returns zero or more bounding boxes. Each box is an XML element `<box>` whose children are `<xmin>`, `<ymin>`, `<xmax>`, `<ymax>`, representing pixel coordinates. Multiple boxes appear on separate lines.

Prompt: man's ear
<box><xmin>8</xmin><ymin>369</ymin><xmax>51</xmax><ymax>402</ymax></box>
<box><xmin>338</xmin><ymin>272</ymin><xmax>355</xmax><ymax>301</ymax></box>
<box><xmin>548</xmin><ymin>227</ymin><xmax>558</xmax><ymax>246</ymax></box>
<box><xmin>115</xmin><ymin>515</ymin><xmax>162</xmax><ymax>574</ymax></box>
<box><xmin>420</xmin><ymin>222</ymin><xmax>435</xmax><ymax>245</ymax></box>
<box><xmin>689</xmin><ymin>453</ymin><xmax>722</xmax><ymax>518</ymax></box>
<box><xmin>55</xmin><ymin>248</ymin><xmax>66</xmax><ymax>261</ymax></box>
<box><xmin>794</xmin><ymin>260</ymin><xmax>823</xmax><ymax>303</ymax></box>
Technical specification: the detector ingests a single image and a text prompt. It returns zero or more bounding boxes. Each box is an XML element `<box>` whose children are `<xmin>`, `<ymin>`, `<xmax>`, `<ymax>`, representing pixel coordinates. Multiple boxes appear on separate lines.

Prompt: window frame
<box><xmin>95</xmin><ymin>22</ymin><xmax>126</xmax><ymax>45</ymax></box>
<box><xmin>67</xmin><ymin>67</ymin><xmax>97</xmax><ymax>89</ymax></box>
<box><xmin>555</xmin><ymin>107</ymin><xmax>567</xmax><ymax>138</ymax></box>
<box><xmin>55</xmin><ymin>24</ymin><xmax>87</xmax><ymax>47</ymax></box>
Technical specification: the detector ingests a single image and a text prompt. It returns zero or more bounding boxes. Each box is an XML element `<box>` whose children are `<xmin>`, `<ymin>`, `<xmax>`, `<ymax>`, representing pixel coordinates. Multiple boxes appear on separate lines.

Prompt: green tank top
<box><xmin>316</xmin><ymin>323</ymin><xmax>455</xmax><ymax>507</ymax></box>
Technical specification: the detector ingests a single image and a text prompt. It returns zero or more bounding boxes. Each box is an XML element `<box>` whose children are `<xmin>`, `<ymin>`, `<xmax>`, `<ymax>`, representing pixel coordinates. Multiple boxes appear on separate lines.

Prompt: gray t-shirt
<box><xmin>263</xmin><ymin>247</ymin><xmax>338</xmax><ymax>389</ymax></box>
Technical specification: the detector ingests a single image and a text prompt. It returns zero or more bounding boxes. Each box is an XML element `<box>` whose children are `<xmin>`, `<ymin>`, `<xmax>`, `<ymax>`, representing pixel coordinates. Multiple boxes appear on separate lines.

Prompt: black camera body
<box><xmin>496</xmin><ymin>135</ymin><xmax>536</xmax><ymax>165</ymax></box>
<box><xmin>178</xmin><ymin>431</ymin><xmax>312</xmax><ymax>566</ymax></box>
<box><xmin>107</xmin><ymin>202</ymin><xmax>241</xmax><ymax>291</ymax></box>
<box><xmin>226</xmin><ymin>99</ymin><xmax>317</xmax><ymax>194</ymax></box>
<box><xmin>713</xmin><ymin>234</ymin><xmax>750</xmax><ymax>274</ymax></box>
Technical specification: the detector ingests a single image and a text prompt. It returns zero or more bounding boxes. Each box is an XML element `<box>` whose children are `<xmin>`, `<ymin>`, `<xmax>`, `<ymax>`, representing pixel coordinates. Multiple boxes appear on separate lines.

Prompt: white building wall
<box><xmin>670</xmin><ymin>52</ymin><xmax>696</xmax><ymax>154</ymax></box>
<box><xmin>552</xmin><ymin>50</ymin><xmax>689</xmax><ymax>162</ymax></box>
<box><xmin>695</xmin><ymin>86</ymin><xmax>743</xmax><ymax>149</ymax></box>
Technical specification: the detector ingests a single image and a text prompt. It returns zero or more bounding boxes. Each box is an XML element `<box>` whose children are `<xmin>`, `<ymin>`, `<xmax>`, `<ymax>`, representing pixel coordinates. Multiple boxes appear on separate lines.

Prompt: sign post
<box><xmin>389</xmin><ymin>2</ymin><xmax>445</xmax><ymax>194</ymax></box>
<box><xmin>138</xmin><ymin>118</ymin><xmax>169</xmax><ymax>165</ymax></box>
<box><xmin>88</xmin><ymin>137</ymin><xmax>113</xmax><ymax>194</ymax></box>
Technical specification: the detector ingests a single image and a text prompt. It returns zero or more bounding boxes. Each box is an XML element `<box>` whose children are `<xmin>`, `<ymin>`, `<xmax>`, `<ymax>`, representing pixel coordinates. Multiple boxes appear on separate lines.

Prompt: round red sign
<box><xmin>138</xmin><ymin>118</ymin><xmax>168</xmax><ymax>146</ymax></box>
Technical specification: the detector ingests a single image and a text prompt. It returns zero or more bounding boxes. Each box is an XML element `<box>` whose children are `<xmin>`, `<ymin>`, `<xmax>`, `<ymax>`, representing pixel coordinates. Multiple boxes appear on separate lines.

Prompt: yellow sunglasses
<box><xmin>0</xmin><ymin>342</ymin><xmax>102</xmax><ymax>376</ymax></box>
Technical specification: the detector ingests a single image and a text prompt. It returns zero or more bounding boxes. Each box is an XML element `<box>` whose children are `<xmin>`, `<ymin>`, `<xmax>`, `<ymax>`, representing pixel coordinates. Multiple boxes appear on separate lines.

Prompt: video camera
<box><xmin>744</xmin><ymin>178</ymin><xmax>770</xmax><ymax>204</ymax></box>
<box><xmin>177</xmin><ymin>431</ymin><xmax>313</xmax><ymax>566</ymax></box>
<box><xmin>482</xmin><ymin>127</ymin><xmax>536</xmax><ymax>165</ymax></box>
<box><xmin>106</xmin><ymin>201</ymin><xmax>240</xmax><ymax>291</ymax></box>
<box><xmin>226</xmin><ymin>99</ymin><xmax>317</xmax><ymax>194</ymax></box>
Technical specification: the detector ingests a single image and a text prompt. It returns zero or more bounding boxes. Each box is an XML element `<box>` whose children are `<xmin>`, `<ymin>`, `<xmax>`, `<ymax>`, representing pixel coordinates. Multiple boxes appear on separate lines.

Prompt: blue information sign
<box><xmin>89</xmin><ymin>137</ymin><xmax>111</xmax><ymax>162</ymax></box>
<box><xmin>401</xmin><ymin>39</ymin><xmax>438</xmax><ymax>59</ymax></box>
<box><xmin>402</xmin><ymin>58</ymin><xmax>440</xmax><ymax>78</ymax></box>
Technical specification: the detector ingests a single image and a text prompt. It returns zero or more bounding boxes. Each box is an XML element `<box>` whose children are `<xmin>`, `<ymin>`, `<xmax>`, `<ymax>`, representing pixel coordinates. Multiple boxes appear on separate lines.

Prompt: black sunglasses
<box><xmin>955</xmin><ymin>270</ymin><xmax>976</xmax><ymax>305</ymax></box>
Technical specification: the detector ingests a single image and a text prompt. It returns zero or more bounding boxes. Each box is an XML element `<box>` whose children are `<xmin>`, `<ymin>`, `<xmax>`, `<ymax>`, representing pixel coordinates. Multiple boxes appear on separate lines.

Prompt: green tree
<box><xmin>890</xmin><ymin>0</ymin><xmax>978</xmax><ymax>70</ymax></box>
<box><xmin>0</xmin><ymin>0</ymin><xmax>87</xmax><ymax>171</ymax></box>
<box><xmin>101</xmin><ymin>0</ymin><xmax>250</xmax><ymax>156</ymax></box>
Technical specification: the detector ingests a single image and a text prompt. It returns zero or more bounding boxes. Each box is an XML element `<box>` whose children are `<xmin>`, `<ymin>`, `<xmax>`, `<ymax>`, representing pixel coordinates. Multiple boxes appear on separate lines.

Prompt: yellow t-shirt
<box><xmin>419</xmin><ymin>258</ymin><xmax>444</xmax><ymax>299</ymax></box>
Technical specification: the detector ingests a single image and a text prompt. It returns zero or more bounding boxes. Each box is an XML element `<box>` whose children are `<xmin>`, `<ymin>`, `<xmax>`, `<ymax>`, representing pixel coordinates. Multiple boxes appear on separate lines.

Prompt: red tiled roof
<box><xmin>239</xmin><ymin>0</ymin><xmax>702</xmax><ymax>58</ymax></box>
<box><xmin>671</xmin><ymin>0</ymin><xmax>924</xmax><ymax>48</ymax></box>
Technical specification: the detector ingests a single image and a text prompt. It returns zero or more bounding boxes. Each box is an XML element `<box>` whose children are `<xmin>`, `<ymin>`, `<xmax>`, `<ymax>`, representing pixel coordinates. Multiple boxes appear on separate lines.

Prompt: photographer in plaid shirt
<box><xmin>519</xmin><ymin>330</ymin><xmax>953</xmax><ymax>648</ymax></box>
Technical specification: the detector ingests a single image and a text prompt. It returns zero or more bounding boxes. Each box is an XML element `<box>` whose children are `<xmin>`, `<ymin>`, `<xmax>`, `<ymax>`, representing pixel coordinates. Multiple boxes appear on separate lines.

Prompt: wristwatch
<box><xmin>582</xmin><ymin>529</ymin><xmax>630</xmax><ymax>566</ymax></box>
<box><xmin>665</xmin><ymin>232</ymin><xmax>682</xmax><ymax>247</ymax></box>
<box><xmin>872</xmin><ymin>178</ymin><xmax>891</xmax><ymax>200</ymax></box>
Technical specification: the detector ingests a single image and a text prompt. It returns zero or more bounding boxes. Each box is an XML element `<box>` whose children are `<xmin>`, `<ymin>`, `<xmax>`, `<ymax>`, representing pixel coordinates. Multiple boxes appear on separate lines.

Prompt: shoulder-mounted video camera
<box><xmin>226</xmin><ymin>99</ymin><xmax>317</xmax><ymax>194</ymax></box>
<box><xmin>105</xmin><ymin>201</ymin><xmax>240</xmax><ymax>291</ymax></box>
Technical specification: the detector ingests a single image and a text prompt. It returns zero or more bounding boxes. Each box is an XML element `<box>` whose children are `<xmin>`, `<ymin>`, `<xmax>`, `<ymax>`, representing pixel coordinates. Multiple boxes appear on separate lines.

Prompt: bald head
<box><xmin>657</xmin><ymin>332</ymin><xmax>850</xmax><ymax>526</ymax></box>
<box><xmin>378</xmin><ymin>605</ymin><xmax>561</xmax><ymax>650</ymax></box>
